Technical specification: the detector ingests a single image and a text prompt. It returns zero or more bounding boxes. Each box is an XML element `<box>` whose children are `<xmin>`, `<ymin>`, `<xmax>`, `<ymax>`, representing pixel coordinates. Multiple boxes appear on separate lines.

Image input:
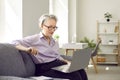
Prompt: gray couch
<box><xmin>0</xmin><ymin>43</ymin><xmax>36</xmax><ymax>80</ymax></box>
<box><xmin>0</xmin><ymin>43</ymin><xmax>67</xmax><ymax>80</ymax></box>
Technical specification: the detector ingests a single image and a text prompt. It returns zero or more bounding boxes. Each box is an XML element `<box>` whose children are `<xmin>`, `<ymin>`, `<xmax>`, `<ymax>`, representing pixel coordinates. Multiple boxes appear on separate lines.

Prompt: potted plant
<box><xmin>53</xmin><ymin>34</ymin><xmax>60</xmax><ymax>41</ymax></box>
<box><xmin>104</xmin><ymin>12</ymin><xmax>112</xmax><ymax>22</ymax></box>
<box><xmin>80</xmin><ymin>37</ymin><xmax>96</xmax><ymax>49</ymax></box>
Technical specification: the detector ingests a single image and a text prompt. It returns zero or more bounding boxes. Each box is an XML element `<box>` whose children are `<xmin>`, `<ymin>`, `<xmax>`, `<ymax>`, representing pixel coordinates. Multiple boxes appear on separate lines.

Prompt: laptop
<box><xmin>53</xmin><ymin>48</ymin><xmax>92</xmax><ymax>73</ymax></box>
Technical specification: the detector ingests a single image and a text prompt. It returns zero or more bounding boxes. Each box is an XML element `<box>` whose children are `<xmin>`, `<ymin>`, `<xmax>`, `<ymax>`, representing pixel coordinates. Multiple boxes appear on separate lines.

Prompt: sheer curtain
<box><xmin>49</xmin><ymin>0</ymin><xmax>68</xmax><ymax>46</ymax></box>
<box><xmin>0</xmin><ymin>0</ymin><xmax>22</xmax><ymax>43</ymax></box>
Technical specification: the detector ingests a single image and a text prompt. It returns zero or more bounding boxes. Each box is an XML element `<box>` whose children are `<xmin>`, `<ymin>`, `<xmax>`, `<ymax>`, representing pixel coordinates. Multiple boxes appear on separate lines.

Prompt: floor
<box><xmin>31</xmin><ymin>64</ymin><xmax>120</xmax><ymax>80</ymax></box>
<box><xmin>86</xmin><ymin>64</ymin><xmax>120</xmax><ymax>80</ymax></box>
<box><xmin>60</xmin><ymin>50</ymin><xmax>120</xmax><ymax>80</ymax></box>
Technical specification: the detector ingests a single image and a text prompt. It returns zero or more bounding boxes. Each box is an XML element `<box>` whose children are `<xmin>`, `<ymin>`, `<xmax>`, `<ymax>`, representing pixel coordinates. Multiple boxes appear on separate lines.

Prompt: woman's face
<box><xmin>41</xmin><ymin>19</ymin><xmax>57</xmax><ymax>38</ymax></box>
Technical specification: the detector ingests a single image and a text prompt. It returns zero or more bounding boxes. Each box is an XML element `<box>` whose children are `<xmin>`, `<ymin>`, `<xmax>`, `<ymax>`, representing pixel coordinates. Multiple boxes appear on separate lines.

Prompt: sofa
<box><xmin>0</xmin><ymin>43</ymin><xmax>67</xmax><ymax>80</ymax></box>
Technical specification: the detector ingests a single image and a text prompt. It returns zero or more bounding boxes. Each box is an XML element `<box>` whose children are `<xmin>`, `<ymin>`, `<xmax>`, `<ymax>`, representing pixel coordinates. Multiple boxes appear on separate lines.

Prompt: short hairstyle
<box><xmin>39</xmin><ymin>14</ymin><xmax>57</xmax><ymax>27</ymax></box>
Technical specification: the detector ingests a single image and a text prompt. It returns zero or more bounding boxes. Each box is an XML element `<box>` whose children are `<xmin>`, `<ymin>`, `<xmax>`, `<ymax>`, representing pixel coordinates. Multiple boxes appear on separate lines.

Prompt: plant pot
<box><xmin>106</xmin><ymin>18</ymin><xmax>110</xmax><ymax>22</ymax></box>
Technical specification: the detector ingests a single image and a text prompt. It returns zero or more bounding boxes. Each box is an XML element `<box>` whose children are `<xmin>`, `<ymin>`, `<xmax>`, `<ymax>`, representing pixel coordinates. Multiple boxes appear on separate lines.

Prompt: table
<box><xmin>61</xmin><ymin>43</ymin><xmax>88</xmax><ymax>55</ymax></box>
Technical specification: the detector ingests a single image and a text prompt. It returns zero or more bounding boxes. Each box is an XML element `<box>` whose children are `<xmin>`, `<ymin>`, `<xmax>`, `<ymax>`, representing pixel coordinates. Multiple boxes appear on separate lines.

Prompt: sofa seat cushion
<box><xmin>20</xmin><ymin>51</ymin><xmax>35</xmax><ymax>77</ymax></box>
<box><xmin>0</xmin><ymin>76</ymin><xmax>35</xmax><ymax>80</ymax></box>
<box><xmin>0</xmin><ymin>43</ymin><xmax>35</xmax><ymax>77</ymax></box>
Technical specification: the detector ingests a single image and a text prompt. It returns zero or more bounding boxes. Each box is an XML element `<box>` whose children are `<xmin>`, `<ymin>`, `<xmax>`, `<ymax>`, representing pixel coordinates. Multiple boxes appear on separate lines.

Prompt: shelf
<box><xmin>100</xmin><ymin>44</ymin><xmax>118</xmax><ymax>46</ymax></box>
<box><xmin>96</xmin><ymin>20</ymin><xmax>119</xmax><ymax>65</ymax></box>
<box><xmin>98</xmin><ymin>33</ymin><xmax>119</xmax><ymax>35</ymax></box>
<box><xmin>98</xmin><ymin>21</ymin><xmax>119</xmax><ymax>24</ymax></box>
<box><xmin>97</xmin><ymin>62</ymin><xmax>118</xmax><ymax>64</ymax></box>
<box><xmin>98</xmin><ymin>53</ymin><xmax>118</xmax><ymax>55</ymax></box>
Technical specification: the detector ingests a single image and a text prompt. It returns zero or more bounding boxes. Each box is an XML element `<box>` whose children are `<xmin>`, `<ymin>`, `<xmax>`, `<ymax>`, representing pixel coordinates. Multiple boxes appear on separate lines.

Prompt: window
<box><xmin>49</xmin><ymin>0</ymin><xmax>68</xmax><ymax>45</ymax></box>
<box><xmin>0</xmin><ymin>0</ymin><xmax>22</xmax><ymax>43</ymax></box>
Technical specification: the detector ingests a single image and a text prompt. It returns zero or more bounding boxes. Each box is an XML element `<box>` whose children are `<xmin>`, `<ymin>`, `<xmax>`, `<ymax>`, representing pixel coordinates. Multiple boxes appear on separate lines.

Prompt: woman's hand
<box><xmin>26</xmin><ymin>47</ymin><xmax>38</xmax><ymax>55</ymax></box>
<box><xmin>61</xmin><ymin>59</ymin><xmax>71</xmax><ymax>64</ymax></box>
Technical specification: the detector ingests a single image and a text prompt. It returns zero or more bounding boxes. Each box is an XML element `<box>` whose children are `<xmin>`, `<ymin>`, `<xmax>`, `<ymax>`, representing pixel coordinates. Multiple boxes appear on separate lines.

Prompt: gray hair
<box><xmin>39</xmin><ymin>14</ymin><xmax>57</xmax><ymax>27</ymax></box>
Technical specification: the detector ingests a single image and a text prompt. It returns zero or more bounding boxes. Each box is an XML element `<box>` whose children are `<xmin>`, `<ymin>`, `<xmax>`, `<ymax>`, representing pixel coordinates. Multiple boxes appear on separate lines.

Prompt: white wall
<box><xmin>68</xmin><ymin>0</ymin><xmax>77</xmax><ymax>43</ymax></box>
<box><xmin>23</xmin><ymin>0</ymin><xmax>49</xmax><ymax>37</ymax></box>
<box><xmin>77</xmin><ymin>0</ymin><xmax>120</xmax><ymax>42</ymax></box>
<box><xmin>1</xmin><ymin>0</ymin><xmax>120</xmax><ymax>43</ymax></box>
<box><xmin>0</xmin><ymin>0</ymin><xmax>49</xmax><ymax>42</ymax></box>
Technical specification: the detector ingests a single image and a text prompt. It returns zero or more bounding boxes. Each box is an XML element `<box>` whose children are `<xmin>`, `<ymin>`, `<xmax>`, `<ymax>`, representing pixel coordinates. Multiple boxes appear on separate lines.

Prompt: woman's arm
<box><xmin>16</xmin><ymin>44</ymin><xmax>38</xmax><ymax>55</ymax></box>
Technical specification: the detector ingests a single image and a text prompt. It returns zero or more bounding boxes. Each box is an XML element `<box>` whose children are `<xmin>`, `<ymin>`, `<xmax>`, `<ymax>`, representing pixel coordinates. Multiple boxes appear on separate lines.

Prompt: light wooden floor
<box><xmin>86</xmin><ymin>64</ymin><xmax>120</xmax><ymax>80</ymax></box>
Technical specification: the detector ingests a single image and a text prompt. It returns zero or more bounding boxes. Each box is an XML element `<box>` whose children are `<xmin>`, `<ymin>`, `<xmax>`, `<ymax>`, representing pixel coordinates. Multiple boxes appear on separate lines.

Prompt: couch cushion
<box><xmin>0</xmin><ymin>76</ymin><xmax>35</xmax><ymax>80</ymax></box>
<box><xmin>0</xmin><ymin>43</ymin><xmax>35</xmax><ymax>77</ymax></box>
<box><xmin>19</xmin><ymin>51</ymin><xmax>35</xmax><ymax>77</ymax></box>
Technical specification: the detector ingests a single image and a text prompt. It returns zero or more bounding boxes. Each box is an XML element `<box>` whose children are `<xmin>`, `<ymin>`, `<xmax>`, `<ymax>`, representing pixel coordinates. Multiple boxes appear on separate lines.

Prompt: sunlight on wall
<box><xmin>0</xmin><ymin>0</ymin><xmax>22</xmax><ymax>43</ymax></box>
<box><xmin>49</xmin><ymin>0</ymin><xmax>68</xmax><ymax>45</ymax></box>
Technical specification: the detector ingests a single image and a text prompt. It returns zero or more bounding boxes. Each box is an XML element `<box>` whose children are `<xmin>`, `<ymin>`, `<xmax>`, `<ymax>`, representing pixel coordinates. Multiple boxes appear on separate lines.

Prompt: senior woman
<box><xmin>11</xmin><ymin>14</ymin><xmax>88</xmax><ymax>80</ymax></box>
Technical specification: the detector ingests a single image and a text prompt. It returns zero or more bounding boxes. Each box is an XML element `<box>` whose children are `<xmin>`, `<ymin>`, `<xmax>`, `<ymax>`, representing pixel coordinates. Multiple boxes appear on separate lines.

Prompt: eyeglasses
<box><xmin>43</xmin><ymin>24</ymin><xmax>58</xmax><ymax>30</ymax></box>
